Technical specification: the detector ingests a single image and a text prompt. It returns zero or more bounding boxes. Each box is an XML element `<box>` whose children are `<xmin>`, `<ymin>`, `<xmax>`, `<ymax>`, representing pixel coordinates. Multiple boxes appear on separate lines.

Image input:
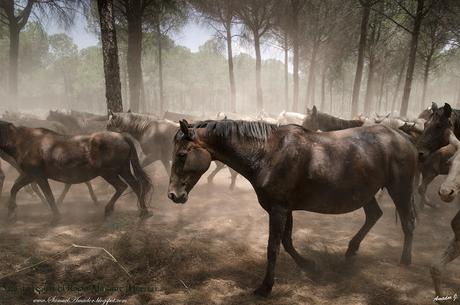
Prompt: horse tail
<box><xmin>124</xmin><ymin>135</ymin><xmax>152</xmax><ymax>203</ymax></box>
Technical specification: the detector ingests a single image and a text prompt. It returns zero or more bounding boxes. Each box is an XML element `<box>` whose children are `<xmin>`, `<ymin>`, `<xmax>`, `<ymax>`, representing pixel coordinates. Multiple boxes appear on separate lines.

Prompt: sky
<box><xmin>44</xmin><ymin>13</ymin><xmax>285</xmax><ymax>61</ymax></box>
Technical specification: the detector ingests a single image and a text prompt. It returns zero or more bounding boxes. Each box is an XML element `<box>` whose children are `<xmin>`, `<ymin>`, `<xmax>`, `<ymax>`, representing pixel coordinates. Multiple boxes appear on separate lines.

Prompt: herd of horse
<box><xmin>0</xmin><ymin>104</ymin><xmax>459</xmax><ymax>298</ymax></box>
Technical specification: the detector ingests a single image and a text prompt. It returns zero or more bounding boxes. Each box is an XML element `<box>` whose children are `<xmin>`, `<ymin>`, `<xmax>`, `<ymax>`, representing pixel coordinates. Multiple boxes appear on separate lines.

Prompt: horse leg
<box><xmin>387</xmin><ymin>185</ymin><xmax>415</xmax><ymax>266</ymax></box>
<box><xmin>7</xmin><ymin>174</ymin><xmax>34</xmax><ymax>220</ymax></box>
<box><xmin>207</xmin><ymin>161</ymin><xmax>225</xmax><ymax>184</ymax></box>
<box><xmin>431</xmin><ymin>210</ymin><xmax>460</xmax><ymax>297</ymax></box>
<box><xmin>418</xmin><ymin>171</ymin><xmax>437</xmax><ymax>209</ymax></box>
<box><xmin>120</xmin><ymin>168</ymin><xmax>152</xmax><ymax>218</ymax></box>
<box><xmin>229</xmin><ymin>168</ymin><xmax>238</xmax><ymax>190</ymax></box>
<box><xmin>83</xmin><ymin>182</ymin><xmax>99</xmax><ymax>205</ymax></box>
<box><xmin>254</xmin><ymin>204</ymin><xmax>288</xmax><ymax>297</ymax></box>
<box><xmin>282</xmin><ymin>211</ymin><xmax>316</xmax><ymax>271</ymax></box>
<box><xmin>101</xmin><ymin>175</ymin><xmax>127</xmax><ymax>218</ymax></box>
<box><xmin>31</xmin><ymin>183</ymin><xmax>48</xmax><ymax>206</ymax></box>
<box><xmin>56</xmin><ymin>184</ymin><xmax>72</xmax><ymax>204</ymax></box>
<box><xmin>0</xmin><ymin>161</ymin><xmax>4</xmax><ymax>198</ymax></box>
<box><xmin>36</xmin><ymin>178</ymin><xmax>61</xmax><ymax>222</ymax></box>
<box><xmin>345</xmin><ymin>198</ymin><xmax>383</xmax><ymax>257</ymax></box>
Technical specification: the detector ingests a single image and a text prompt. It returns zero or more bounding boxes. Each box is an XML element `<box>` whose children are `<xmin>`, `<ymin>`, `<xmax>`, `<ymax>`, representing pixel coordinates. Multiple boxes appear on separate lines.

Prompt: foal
<box><xmin>168</xmin><ymin>119</ymin><xmax>417</xmax><ymax>296</ymax></box>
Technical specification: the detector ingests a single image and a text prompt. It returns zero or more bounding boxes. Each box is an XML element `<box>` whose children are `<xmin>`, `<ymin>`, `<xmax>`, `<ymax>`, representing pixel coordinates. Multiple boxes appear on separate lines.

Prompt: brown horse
<box><xmin>168</xmin><ymin>119</ymin><xmax>417</xmax><ymax>296</ymax></box>
<box><xmin>0</xmin><ymin>120</ymin><xmax>152</xmax><ymax>222</ymax></box>
<box><xmin>302</xmin><ymin>106</ymin><xmax>364</xmax><ymax>131</ymax></box>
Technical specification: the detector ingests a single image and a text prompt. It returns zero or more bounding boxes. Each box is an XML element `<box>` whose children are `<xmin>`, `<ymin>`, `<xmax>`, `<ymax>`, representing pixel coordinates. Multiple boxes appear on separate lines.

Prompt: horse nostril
<box><xmin>449</xmin><ymin>190</ymin><xmax>454</xmax><ymax>196</ymax></box>
<box><xmin>168</xmin><ymin>192</ymin><xmax>176</xmax><ymax>201</ymax></box>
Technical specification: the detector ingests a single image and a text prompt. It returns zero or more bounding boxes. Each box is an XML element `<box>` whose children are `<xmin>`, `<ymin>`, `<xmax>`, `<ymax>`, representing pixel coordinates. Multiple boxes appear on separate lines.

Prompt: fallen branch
<box><xmin>0</xmin><ymin>243</ymin><xmax>132</xmax><ymax>281</ymax></box>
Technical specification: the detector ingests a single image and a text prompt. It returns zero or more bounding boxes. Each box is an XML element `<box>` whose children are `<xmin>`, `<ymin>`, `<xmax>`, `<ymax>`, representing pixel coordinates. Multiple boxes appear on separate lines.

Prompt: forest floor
<box><xmin>0</xmin><ymin>162</ymin><xmax>459</xmax><ymax>305</ymax></box>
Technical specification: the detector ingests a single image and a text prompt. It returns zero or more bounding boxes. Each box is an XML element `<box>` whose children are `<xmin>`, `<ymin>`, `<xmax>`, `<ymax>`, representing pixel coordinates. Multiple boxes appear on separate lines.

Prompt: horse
<box><xmin>0</xmin><ymin>117</ymin><xmax>85</xmax><ymax>204</ymax></box>
<box><xmin>416</xmin><ymin>103</ymin><xmax>458</xmax><ymax>160</ymax></box>
<box><xmin>168</xmin><ymin>119</ymin><xmax>417</xmax><ymax>296</ymax></box>
<box><xmin>47</xmin><ymin>110</ymin><xmax>106</xmax><ymax>134</ymax></box>
<box><xmin>431</xmin><ymin>130</ymin><xmax>460</xmax><ymax>298</ymax></box>
<box><xmin>0</xmin><ymin>120</ymin><xmax>152</xmax><ymax>222</ymax></box>
<box><xmin>106</xmin><ymin>111</ymin><xmax>178</xmax><ymax>173</ymax></box>
<box><xmin>302</xmin><ymin>106</ymin><xmax>363</xmax><ymax>131</ymax></box>
<box><xmin>276</xmin><ymin>110</ymin><xmax>306</xmax><ymax>125</ymax></box>
<box><xmin>108</xmin><ymin>111</ymin><xmax>240</xmax><ymax>189</ymax></box>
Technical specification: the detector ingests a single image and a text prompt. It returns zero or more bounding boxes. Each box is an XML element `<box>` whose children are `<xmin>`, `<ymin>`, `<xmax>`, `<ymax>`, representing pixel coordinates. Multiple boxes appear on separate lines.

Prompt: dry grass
<box><xmin>0</xmin><ymin>162</ymin><xmax>459</xmax><ymax>304</ymax></box>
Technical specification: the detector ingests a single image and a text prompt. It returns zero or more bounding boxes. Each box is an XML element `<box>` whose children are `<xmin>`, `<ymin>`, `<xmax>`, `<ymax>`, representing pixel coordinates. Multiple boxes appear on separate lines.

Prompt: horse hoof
<box><xmin>253</xmin><ymin>285</ymin><xmax>272</xmax><ymax>297</ymax></box>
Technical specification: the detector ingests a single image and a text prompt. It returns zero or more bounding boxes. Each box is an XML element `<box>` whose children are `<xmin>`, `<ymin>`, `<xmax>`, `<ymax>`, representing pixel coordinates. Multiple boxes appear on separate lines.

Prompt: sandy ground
<box><xmin>0</xmin><ymin>162</ymin><xmax>459</xmax><ymax>305</ymax></box>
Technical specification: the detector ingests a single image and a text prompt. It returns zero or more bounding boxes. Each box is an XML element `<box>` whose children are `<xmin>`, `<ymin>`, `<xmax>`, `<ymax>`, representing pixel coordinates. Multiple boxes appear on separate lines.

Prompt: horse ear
<box><xmin>179</xmin><ymin>119</ymin><xmax>190</xmax><ymax>138</ymax></box>
<box><xmin>444</xmin><ymin>103</ymin><xmax>452</xmax><ymax>118</ymax></box>
<box><xmin>312</xmin><ymin>105</ymin><xmax>317</xmax><ymax>116</ymax></box>
<box><xmin>127</xmin><ymin>109</ymin><xmax>132</xmax><ymax>113</ymax></box>
<box><xmin>431</xmin><ymin>102</ymin><xmax>438</xmax><ymax>112</ymax></box>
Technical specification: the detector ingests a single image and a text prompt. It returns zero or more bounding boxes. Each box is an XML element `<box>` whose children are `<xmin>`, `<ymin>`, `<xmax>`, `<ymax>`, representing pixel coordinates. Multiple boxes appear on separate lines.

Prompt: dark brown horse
<box><xmin>302</xmin><ymin>106</ymin><xmax>364</xmax><ymax>131</ymax></box>
<box><xmin>0</xmin><ymin>120</ymin><xmax>152</xmax><ymax>222</ymax></box>
<box><xmin>415</xmin><ymin>103</ymin><xmax>460</xmax><ymax>297</ymax></box>
<box><xmin>168</xmin><ymin>119</ymin><xmax>417</xmax><ymax>296</ymax></box>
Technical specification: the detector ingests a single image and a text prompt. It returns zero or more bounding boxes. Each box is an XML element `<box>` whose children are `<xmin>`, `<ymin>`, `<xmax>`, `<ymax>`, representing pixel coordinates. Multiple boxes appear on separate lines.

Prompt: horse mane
<box><xmin>191</xmin><ymin>119</ymin><xmax>278</xmax><ymax>143</ymax></box>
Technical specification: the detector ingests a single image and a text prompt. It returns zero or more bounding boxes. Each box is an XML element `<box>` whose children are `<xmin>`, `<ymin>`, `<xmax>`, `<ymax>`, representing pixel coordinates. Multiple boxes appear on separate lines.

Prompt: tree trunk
<box><xmin>421</xmin><ymin>53</ymin><xmax>432</xmax><ymax>110</ymax></box>
<box><xmin>306</xmin><ymin>43</ymin><xmax>318</xmax><ymax>108</ymax></box>
<box><xmin>320</xmin><ymin>64</ymin><xmax>327</xmax><ymax>111</ymax></box>
<box><xmin>391</xmin><ymin>55</ymin><xmax>407</xmax><ymax>113</ymax></box>
<box><xmin>400</xmin><ymin>0</ymin><xmax>424</xmax><ymax>117</ymax></box>
<box><xmin>8</xmin><ymin>23</ymin><xmax>19</xmax><ymax>99</ymax></box>
<box><xmin>363</xmin><ymin>58</ymin><xmax>376</xmax><ymax>115</ymax></box>
<box><xmin>351</xmin><ymin>2</ymin><xmax>371</xmax><ymax>117</ymax></box>
<box><xmin>126</xmin><ymin>0</ymin><xmax>143</xmax><ymax>112</ymax></box>
<box><xmin>284</xmin><ymin>31</ymin><xmax>289</xmax><ymax>111</ymax></box>
<box><xmin>97</xmin><ymin>0</ymin><xmax>123</xmax><ymax>113</ymax></box>
<box><xmin>157</xmin><ymin>22</ymin><xmax>165</xmax><ymax>113</ymax></box>
<box><xmin>226</xmin><ymin>23</ymin><xmax>236</xmax><ymax>113</ymax></box>
<box><xmin>254</xmin><ymin>33</ymin><xmax>263</xmax><ymax>111</ymax></box>
<box><xmin>377</xmin><ymin>70</ymin><xmax>386</xmax><ymax>114</ymax></box>
<box><xmin>292</xmin><ymin>3</ymin><xmax>300</xmax><ymax>112</ymax></box>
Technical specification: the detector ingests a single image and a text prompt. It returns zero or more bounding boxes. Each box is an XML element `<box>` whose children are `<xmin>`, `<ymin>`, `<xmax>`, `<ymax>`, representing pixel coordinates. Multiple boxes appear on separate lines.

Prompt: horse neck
<box><xmin>119</xmin><ymin>117</ymin><xmax>152</xmax><ymax>140</ymax></box>
<box><xmin>317</xmin><ymin>114</ymin><xmax>355</xmax><ymax>131</ymax></box>
<box><xmin>198</xmin><ymin>131</ymin><xmax>267</xmax><ymax>181</ymax></box>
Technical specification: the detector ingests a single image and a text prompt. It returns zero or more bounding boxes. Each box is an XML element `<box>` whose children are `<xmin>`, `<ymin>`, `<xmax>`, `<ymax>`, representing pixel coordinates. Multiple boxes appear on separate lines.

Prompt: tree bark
<box><xmin>97</xmin><ymin>0</ymin><xmax>123</xmax><ymax>113</ymax></box>
<box><xmin>351</xmin><ymin>2</ymin><xmax>371</xmax><ymax>117</ymax></box>
<box><xmin>157</xmin><ymin>21</ymin><xmax>165</xmax><ymax>113</ymax></box>
<box><xmin>400</xmin><ymin>0</ymin><xmax>424</xmax><ymax>117</ymax></box>
<box><xmin>8</xmin><ymin>24</ymin><xmax>19</xmax><ymax>98</ymax></box>
<box><xmin>291</xmin><ymin>1</ymin><xmax>300</xmax><ymax>112</ymax></box>
<box><xmin>391</xmin><ymin>54</ymin><xmax>407</xmax><ymax>113</ymax></box>
<box><xmin>226</xmin><ymin>22</ymin><xmax>236</xmax><ymax>113</ymax></box>
<box><xmin>306</xmin><ymin>42</ymin><xmax>318</xmax><ymax>108</ymax></box>
<box><xmin>126</xmin><ymin>0</ymin><xmax>143</xmax><ymax>112</ymax></box>
<box><xmin>284</xmin><ymin>31</ymin><xmax>289</xmax><ymax>111</ymax></box>
<box><xmin>320</xmin><ymin>64</ymin><xmax>327</xmax><ymax>111</ymax></box>
<box><xmin>363</xmin><ymin>58</ymin><xmax>376</xmax><ymax>115</ymax></box>
<box><xmin>421</xmin><ymin>52</ymin><xmax>432</xmax><ymax>110</ymax></box>
<box><xmin>254</xmin><ymin>33</ymin><xmax>263</xmax><ymax>111</ymax></box>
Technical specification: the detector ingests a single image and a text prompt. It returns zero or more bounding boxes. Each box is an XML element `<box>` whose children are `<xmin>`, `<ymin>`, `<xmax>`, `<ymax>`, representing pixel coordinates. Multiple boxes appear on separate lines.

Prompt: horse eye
<box><xmin>178</xmin><ymin>152</ymin><xmax>187</xmax><ymax>158</ymax></box>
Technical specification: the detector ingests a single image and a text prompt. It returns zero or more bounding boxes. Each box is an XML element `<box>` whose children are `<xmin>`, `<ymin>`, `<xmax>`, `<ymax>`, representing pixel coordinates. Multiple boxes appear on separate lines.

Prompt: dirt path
<box><xmin>0</xmin><ymin>163</ymin><xmax>459</xmax><ymax>305</ymax></box>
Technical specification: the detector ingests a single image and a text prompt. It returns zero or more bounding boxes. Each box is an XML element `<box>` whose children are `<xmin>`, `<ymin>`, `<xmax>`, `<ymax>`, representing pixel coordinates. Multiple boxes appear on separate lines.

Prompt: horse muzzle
<box><xmin>168</xmin><ymin>191</ymin><xmax>188</xmax><ymax>204</ymax></box>
<box><xmin>438</xmin><ymin>188</ymin><xmax>456</xmax><ymax>203</ymax></box>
